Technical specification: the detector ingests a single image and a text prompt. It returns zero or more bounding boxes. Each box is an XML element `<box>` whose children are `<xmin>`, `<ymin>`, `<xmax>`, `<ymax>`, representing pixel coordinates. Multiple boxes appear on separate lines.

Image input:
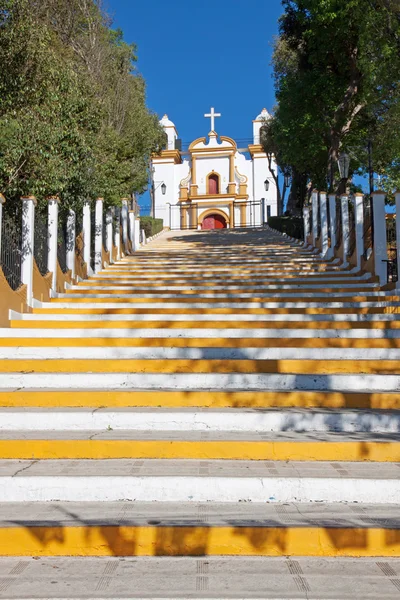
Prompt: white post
<box><xmin>114</xmin><ymin>208</ymin><xmax>121</xmax><ymax>261</ymax></box>
<box><xmin>94</xmin><ymin>197</ymin><xmax>103</xmax><ymax>274</ymax></box>
<box><xmin>327</xmin><ymin>194</ymin><xmax>336</xmax><ymax>259</ymax></box>
<box><xmin>82</xmin><ymin>200</ymin><xmax>92</xmax><ymax>276</ymax></box>
<box><xmin>371</xmin><ymin>191</ymin><xmax>389</xmax><ymax>285</ymax></box>
<box><xmin>129</xmin><ymin>210</ymin><xmax>135</xmax><ymax>249</ymax></box>
<box><xmin>106</xmin><ymin>209</ymin><xmax>113</xmax><ymax>264</ymax></box>
<box><xmin>121</xmin><ymin>198</ymin><xmax>129</xmax><ymax>254</ymax></box>
<box><xmin>311</xmin><ymin>190</ymin><xmax>318</xmax><ymax>246</ymax></box>
<box><xmin>319</xmin><ymin>192</ymin><xmax>329</xmax><ymax>257</ymax></box>
<box><xmin>47</xmin><ymin>197</ymin><xmax>59</xmax><ymax>292</ymax></box>
<box><xmin>134</xmin><ymin>217</ymin><xmax>140</xmax><ymax>251</ymax></box>
<box><xmin>0</xmin><ymin>194</ymin><xmax>5</xmax><ymax>255</ymax></box>
<box><xmin>395</xmin><ymin>192</ymin><xmax>400</xmax><ymax>289</ymax></box>
<box><xmin>21</xmin><ymin>196</ymin><xmax>36</xmax><ymax>306</ymax></box>
<box><xmin>302</xmin><ymin>206</ymin><xmax>310</xmax><ymax>248</ymax></box>
<box><xmin>354</xmin><ymin>193</ymin><xmax>364</xmax><ymax>272</ymax></box>
<box><xmin>66</xmin><ymin>209</ymin><xmax>76</xmax><ymax>279</ymax></box>
<box><xmin>341</xmin><ymin>194</ymin><xmax>350</xmax><ymax>266</ymax></box>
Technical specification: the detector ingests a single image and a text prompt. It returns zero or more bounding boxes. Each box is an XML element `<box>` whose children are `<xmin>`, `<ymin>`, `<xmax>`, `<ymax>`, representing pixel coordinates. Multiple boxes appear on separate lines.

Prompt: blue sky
<box><xmin>107</xmin><ymin>0</ymin><xmax>284</xmax><ymax>211</ymax></box>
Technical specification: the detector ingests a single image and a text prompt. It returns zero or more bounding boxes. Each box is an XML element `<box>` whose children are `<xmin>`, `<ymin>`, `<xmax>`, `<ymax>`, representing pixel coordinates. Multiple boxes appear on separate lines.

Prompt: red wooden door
<box><xmin>208</xmin><ymin>175</ymin><xmax>219</xmax><ymax>195</ymax></box>
<box><xmin>201</xmin><ymin>214</ymin><xmax>227</xmax><ymax>230</ymax></box>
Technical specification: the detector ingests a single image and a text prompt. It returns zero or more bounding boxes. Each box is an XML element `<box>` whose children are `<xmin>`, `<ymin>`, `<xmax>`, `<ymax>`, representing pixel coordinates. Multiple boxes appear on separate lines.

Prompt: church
<box><xmin>150</xmin><ymin>108</ymin><xmax>278</xmax><ymax>230</ymax></box>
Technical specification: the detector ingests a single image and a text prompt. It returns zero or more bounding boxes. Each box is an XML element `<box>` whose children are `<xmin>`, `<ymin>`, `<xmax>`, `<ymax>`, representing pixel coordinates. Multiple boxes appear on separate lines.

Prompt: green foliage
<box><xmin>0</xmin><ymin>0</ymin><xmax>165</xmax><ymax>211</ymax></box>
<box><xmin>268</xmin><ymin>215</ymin><xmax>304</xmax><ymax>241</ymax></box>
<box><xmin>270</xmin><ymin>0</ymin><xmax>400</xmax><ymax>202</ymax></box>
<box><xmin>140</xmin><ymin>216</ymin><xmax>163</xmax><ymax>238</ymax></box>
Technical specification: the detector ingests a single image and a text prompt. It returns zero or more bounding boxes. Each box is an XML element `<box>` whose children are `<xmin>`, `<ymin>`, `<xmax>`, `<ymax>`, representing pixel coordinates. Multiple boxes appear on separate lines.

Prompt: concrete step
<box><xmin>0</xmin><ymin>459</ymin><xmax>398</xmax><ymax>502</ymax></box>
<box><xmin>0</xmin><ymin>389</ymin><xmax>398</xmax><ymax>410</ymax></box>
<box><xmin>13</xmin><ymin>311</ymin><xmax>400</xmax><ymax>324</ymax></box>
<box><xmin>2</xmin><ymin>346</ymin><xmax>400</xmax><ymax>360</ymax></box>
<box><xmin>4</xmin><ymin>327</ymin><xmax>400</xmax><ymax>340</ymax></box>
<box><xmin>0</xmin><ymin>430</ymin><xmax>397</xmax><ymax>461</ymax></box>
<box><xmin>0</xmin><ymin>501</ymin><xmax>397</xmax><ymax>557</ymax></box>
<box><xmin>2</xmin><ymin>371</ymin><xmax>399</xmax><ymax>392</ymax></box>
<box><xmin>0</xmin><ymin>355</ymin><xmax>399</xmax><ymax>375</ymax></box>
<box><xmin>3</xmin><ymin>555</ymin><xmax>398</xmax><ymax>599</ymax></box>
<box><xmin>0</xmin><ymin>407</ymin><xmax>399</xmax><ymax>433</ymax></box>
<box><xmin>5</xmin><ymin>332</ymin><xmax>400</xmax><ymax>350</ymax></box>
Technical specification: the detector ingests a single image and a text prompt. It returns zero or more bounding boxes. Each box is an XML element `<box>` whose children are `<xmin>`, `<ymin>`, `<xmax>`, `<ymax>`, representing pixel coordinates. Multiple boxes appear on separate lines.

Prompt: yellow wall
<box><xmin>0</xmin><ymin>267</ymin><xmax>29</xmax><ymax>327</ymax></box>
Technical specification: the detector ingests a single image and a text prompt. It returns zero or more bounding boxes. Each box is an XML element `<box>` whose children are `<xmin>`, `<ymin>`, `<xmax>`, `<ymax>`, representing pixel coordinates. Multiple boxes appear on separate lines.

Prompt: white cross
<box><xmin>204</xmin><ymin>107</ymin><xmax>221</xmax><ymax>132</ymax></box>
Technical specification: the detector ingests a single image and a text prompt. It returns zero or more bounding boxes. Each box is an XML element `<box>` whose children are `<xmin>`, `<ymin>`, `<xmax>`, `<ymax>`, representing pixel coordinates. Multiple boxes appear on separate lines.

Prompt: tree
<box><xmin>0</xmin><ymin>0</ymin><xmax>165</xmax><ymax>211</ymax></box>
<box><xmin>271</xmin><ymin>0</ymin><xmax>400</xmax><ymax>201</ymax></box>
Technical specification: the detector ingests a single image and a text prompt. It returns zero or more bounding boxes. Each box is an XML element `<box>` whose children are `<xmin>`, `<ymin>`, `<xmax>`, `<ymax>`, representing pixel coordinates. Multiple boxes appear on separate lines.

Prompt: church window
<box><xmin>208</xmin><ymin>174</ymin><xmax>219</xmax><ymax>195</ymax></box>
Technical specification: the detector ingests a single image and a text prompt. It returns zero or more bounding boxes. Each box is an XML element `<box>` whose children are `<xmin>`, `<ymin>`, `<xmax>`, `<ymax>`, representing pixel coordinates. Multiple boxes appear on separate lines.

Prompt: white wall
<box><xmin>195</xmin><ymin>156</ymin><xmax>230</xmax><ymax>196</ymax></box>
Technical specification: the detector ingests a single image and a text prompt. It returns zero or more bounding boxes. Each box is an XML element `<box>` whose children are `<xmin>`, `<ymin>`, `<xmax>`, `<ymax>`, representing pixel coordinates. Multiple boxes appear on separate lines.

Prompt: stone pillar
<box><xmin>0</xmin><ymin>194</ymin><xmax>5</xmax><ymax>256</ymax></box>
<box><xmin>66</xmin><ymin>209</ymin><xmax>76</xmax><ymax>279</ymax></box>
<box><xmin>21</xmin><ymin>196</ymin><xmax>36</xmax><ymax>306</ymax></box>
<box><xmin>129</xmin><ymin>210</ymin><xmax>135</xmax><ymax>250</ymax></box>
<box><xmin>302</xmin><ymin>206</ymin><xmax>310</xmax><ymax>247</ymax></box>
<box><xmin>82</xmin><ymin>200</ymin><xmax>92</xmax><ymax>276</ymax></box>
<box><xmin>94</xmin><ymin>198</ymin><xmax>103</xmax><ymax>274</ymax></box>
<box><xmin>327</xmin><ymin>194</ymin><xmax>336</xmax><ymax>258</ymax></box>
<box><xmin>319</xmin><ymin>192</ymin><xmax>329</xmax><ymax>257</ymax></box>
<box><xmin>47</xmin><ymin>196</ymin><xmax>59</xmax><ymax>292</ymax></box>
<box><xmin>121</xmin><ymin>198</ymin><xmax>129</xmax><ymax>253</ymax></box>
<box><xmin>311</xmin><ymin>190</ymin><xmax>318</xmax><ymax>246</ymax></box>
<box><xmin>395</xmin><ymin>192</ymin><xmax>400</xmax><ymax>289</ymax></box>
<box><xmin>114</xmin><ymin>208</ymin><xmax>121</xmax><ymax>261</ymax></box>
<box><xmin>354</xmin><ymin>193</ymin><xmax>364</xmax><ymax>271</ymax></box>
<box><xmin>134</xmin><ymin>218</ymin><xmax>140</xmax><ymax>251</ymax></box>
<box><xmin>341</xmin><ymin>194</ymin><xmax>350</xmax><ymax>266</ymax></box>
<box><xmin>371</xmin><ymin>191</ymin><xmax>389</xmax><ymax>285</ymax></box>
<box><xmin>106</xmin><ymin>209</ymin><xmax>113</xmax><ymax>264</ymax></box>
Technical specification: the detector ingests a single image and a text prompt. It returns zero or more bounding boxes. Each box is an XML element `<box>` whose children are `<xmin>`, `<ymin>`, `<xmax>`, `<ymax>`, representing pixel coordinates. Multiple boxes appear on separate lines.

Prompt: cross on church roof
<box><xmin>204</xmin><ymin>107</ymin><xmax>221</xmax><ymax>132</ymax></box>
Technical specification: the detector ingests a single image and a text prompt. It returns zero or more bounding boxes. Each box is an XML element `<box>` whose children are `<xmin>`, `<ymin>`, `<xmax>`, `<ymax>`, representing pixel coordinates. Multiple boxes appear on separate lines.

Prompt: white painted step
<box><xmin>2</xmin><ymin>372</ymin><xmax>399</xmax><ymax>391</ymax></box>
<box><xmin>2</xmin><ymin>346</ymin><xmax>400</xmax><ymax>360</ymax></box>
<box><xmin>0</xmin><ymin>459</ymin><xmax>398</xmax><ymax>502</ymax></box>
<box><xmin>0</xmin><ymin>500</ymin><xmax>397</xmax><ymax>527</ymax></box>
<box><xmin>4</xmin><ymin>327</ymin><xmax>400</xmax><ymax>338</ymax></box>
<box><xmin>13</xmin><ymin>311</ymin><xmax>400</xmax><ymax>322</ymax></box>
<box><xmin>0</xmin><ymin>407</ymin><xmax>399</xmax><ymax>433</ymax></box>
<box><xmin>1</xmin><ymin>555</ymin><xmax>399</xmax><ymax>599</ymax></box>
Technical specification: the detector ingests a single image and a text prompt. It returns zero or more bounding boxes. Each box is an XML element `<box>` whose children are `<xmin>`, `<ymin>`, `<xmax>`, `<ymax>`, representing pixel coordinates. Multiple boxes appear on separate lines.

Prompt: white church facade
<box><xmin>151</xmin><ymin>108</ymin><xmax>278</xmax><ymax>230</ymax></box>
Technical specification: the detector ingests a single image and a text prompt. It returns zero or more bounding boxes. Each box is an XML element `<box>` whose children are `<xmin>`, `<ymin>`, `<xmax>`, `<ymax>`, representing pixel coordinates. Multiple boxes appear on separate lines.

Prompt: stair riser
<box><xmin>2</xmin><ymin>476</ymin><xmax>399</xmax><ymax>503</ymax></box>
<box><xmin>0</xmin><ymin>358</ymin><xmax>399</xmax><ymax>374</ymax></box>
<box><xmin>0</xmin><ymin>440</ymin><xmax>397</xmax><ymax>461</ymax></box>
<box><xmin>0</xmin><ymin>525</ymin><xmax>397</xmax><ymax>557</ymax></box>
<box><xmin>3</xmin><ymin>372</ymin><xmax>399</xmax><ymax>391</ymax></box>
<box><xmin>0</xmin><ymin>391</ymin><xmax>396</xmax><ymax>410</ymax></box>
<box><xmin>1</xmin><ymin>410</ymin><xmax>399</xmax><ymax>433</ymax></box>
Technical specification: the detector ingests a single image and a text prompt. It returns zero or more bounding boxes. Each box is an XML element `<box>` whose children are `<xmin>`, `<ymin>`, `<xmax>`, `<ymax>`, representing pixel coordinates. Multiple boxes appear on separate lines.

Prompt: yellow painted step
<box><xmin>0</xmin><ymin>359</ymin><xmax>399</xmax><ymax>374</ymax></box>
<box><xmin>0</xmin><ymin>525</ymin><xmax>398</xmax><ymax>557</ymax></box>
<box><xmin>0</xmin><ymin>439</ymin><xmax>398</xmax><ymax>461</ymax></box>
<box><xmin>0</xmin><ymin>390</ymin><xmax>398</xmax><ymax>409</ymax></box>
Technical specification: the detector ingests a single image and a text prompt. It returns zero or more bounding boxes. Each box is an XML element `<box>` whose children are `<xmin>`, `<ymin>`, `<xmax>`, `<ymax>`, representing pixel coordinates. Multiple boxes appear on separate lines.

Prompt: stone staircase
<box><xmin>0</xmin><ymin>227</ymin><xmax>400</xmax><ymax>599</ymax></box>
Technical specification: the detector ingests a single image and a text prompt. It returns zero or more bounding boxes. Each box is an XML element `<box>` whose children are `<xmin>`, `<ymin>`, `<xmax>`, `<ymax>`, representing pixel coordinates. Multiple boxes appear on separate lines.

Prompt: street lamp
<box><xmin>284</xmin><ymin>173</ymin><xmax>291</xmax><ymax>188</ymax></box>
<box><xmin>337</xmin><ymin>152</ymin><xmax>350</xmax><ymax>180</ymax></box>
<box><xmin>161</xmin><ymin>183</ymin><xmax>167</xmax><ymax>195</ymax></box>
<box><xmin>264</xmin><ymin>179</ymin><xmax>270</xmax><ymax>192</ymax></box>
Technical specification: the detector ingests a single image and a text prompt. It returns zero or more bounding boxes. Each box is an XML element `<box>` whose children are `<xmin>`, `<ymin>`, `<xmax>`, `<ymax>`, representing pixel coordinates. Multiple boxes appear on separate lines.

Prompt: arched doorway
<box><xmin>201</xmin><ymin>213</ymin><xmax>227</xmax><ymax>230</ymax></box>
<box><xmin>208</xmin><ymin>174</ymin><xmax>219</xmax><ymax>195</ymax></box>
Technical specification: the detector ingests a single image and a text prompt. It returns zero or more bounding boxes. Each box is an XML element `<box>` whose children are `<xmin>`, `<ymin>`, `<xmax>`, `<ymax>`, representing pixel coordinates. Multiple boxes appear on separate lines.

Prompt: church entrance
<box><xmin>201</xmin><ymin>213</ymin><xmax>227</xmax><ymax>230</ymax></box>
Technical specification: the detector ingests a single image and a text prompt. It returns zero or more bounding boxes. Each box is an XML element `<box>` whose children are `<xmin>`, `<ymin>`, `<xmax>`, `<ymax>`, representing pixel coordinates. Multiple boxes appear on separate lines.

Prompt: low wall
<box><xmin>0</xmin><ymin>268</ymin><xmax>29</xmax><ymax>327</ymax></box>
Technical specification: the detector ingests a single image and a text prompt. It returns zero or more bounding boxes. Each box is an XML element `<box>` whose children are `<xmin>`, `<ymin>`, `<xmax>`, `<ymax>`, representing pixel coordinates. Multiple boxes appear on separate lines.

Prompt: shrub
<box><xmin>140</xmin><ymin>216</ymin><xmax>163</xmax><ymax>238</ymax></box>
<box><xmin>268</xmin><ymin>216</ymin><xmax>304</xmax><ymax>241</ymax></box>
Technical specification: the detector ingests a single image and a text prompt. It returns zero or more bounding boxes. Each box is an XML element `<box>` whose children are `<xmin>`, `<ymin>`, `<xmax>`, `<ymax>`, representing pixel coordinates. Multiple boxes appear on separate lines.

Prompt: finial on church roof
<box><xmin>160</xmin><ymin>114</ymin><xmax>176</xmax><ymax>128</ymax></box>
<box><xmin>255</xmin><ymin>108</ymin><xmax>271</xmax><ymax>121</ymax></box>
